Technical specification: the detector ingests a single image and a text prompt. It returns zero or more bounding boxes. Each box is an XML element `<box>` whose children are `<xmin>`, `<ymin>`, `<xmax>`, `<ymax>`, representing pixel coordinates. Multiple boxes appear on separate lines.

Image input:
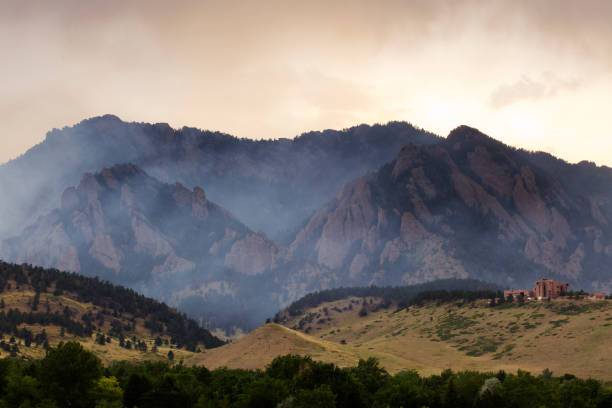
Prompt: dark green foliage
<box><xmin>123</xmin><ymin>373</ymin><xmax>152</xmax><ymax>408</ymax></box>
<box><xmin>294</xmin><ymin>384</ymin><xmax>336</xmax><ymax>407</ymax></box>
<box><xmin>39</xmin><ymin>341</ymin><xmax>103</xmax><ymax>407</ymax></box>
<box><xmin>0</xmin><ymin>261</ymin><xmax>224</xmax><ymax>350</ymax></box>
<box><xmin>0</xmin><ymin>307</ymin><xmax>89</xmax><ymax>339</ymax></box>
<box><xmin>0</xmin><ymin>349</ymin><xmax>609</xmax><ymax>408</ymax></box>
<box><xmin>280</xmin><ymin>279</ymin><xmax>502</xmax><ymax>318</ymax></box>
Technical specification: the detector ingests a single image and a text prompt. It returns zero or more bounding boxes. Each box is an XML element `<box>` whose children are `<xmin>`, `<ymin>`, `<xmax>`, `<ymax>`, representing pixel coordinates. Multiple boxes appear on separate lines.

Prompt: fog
<box><xmin>1</xmin><ymin>117</ymin><xmax>612</xmax><ymax>332</ymax></box>
<box><xmin>0</xmin><ymin>115</ymin><xmax>439</xmax><ymax>331</ymax></box>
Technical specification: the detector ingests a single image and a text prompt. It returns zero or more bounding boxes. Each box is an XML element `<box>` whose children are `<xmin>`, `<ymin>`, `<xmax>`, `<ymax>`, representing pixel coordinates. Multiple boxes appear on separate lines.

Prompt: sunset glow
<box><xmin>1</xmin><ymin>0</ymin><xmax>611</xmax><ymax>165</ymax></box>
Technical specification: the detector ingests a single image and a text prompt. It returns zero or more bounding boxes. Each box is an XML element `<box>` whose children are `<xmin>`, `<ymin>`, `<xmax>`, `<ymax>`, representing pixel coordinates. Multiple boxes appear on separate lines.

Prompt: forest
<box><xmin>0</xmin><ymin>341</ymin><xmax>609</xmax><ymax>408</ymax></box>
<box><xmin>277</xmin><ymin>278</ymin><xmax>501</xmax><ymax>318</ymax></box>
<box><xmin>0</xmin><ymin>262</ymin><xmax>224</xmax><ymax>351</ymax></box>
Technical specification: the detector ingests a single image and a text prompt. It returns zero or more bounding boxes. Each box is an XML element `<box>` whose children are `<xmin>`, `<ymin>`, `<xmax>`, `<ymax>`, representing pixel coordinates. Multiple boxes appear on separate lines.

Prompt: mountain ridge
<box><xmin>2</xmin><ymin>118</ymin><xmax>612</xmax><ymax>331</ymax></box>
<box><xmin>289</xmin><ymin>126</ymin><xmax>612</xmax><ymax>293</ymax></box>
<box><xmin>0</xmin><ymin>115</ymin><xmax>440</xmax><ymax>240</ymax></box>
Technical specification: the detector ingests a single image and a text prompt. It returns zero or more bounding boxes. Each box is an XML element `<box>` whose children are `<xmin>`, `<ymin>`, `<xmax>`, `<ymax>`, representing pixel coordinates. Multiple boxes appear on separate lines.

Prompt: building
<box><xmin>533</xmin><ymin>278</ymin><xmax>568</xmax><ymax>299</ymax></box>
<box><xmin>504</xmin><ymin>278</ymin><xmax>569</xmax><ymax>301</ymax></box>
<box><xmin>503</xmin><ymin>289</ymin><xmax>534</xmax><ymax>299</ymax></box>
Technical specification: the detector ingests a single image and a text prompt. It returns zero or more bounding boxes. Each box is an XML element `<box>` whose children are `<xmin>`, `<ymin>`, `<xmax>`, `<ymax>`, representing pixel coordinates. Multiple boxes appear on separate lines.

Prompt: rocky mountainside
<box><xmin>289</xmin><ymin>126</ymin><xmax>612</xmax><ymax>293</ymax></box>
<box><xmin>2</xmin><ymin>119</ymin><xmax>612</xmax><ymax>332</ymax></box>
<box><xmin>0</xmin><ymin>164</ymin><xmax>290</xmax><ymax>331</ymax></box>
<box><xmin>0</xmin><ymin>115</ymin><xmax>439</xmax><ymax>240</ymax></box>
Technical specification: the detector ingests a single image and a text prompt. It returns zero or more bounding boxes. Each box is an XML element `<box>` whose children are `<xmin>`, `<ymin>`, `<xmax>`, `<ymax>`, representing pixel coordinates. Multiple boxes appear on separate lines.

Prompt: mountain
<box><xmin>289</xmin><ymin>126</ymin><xmax>612</xmax><ymax>293</ymax></box>
<box><xmin>0</xmin><ymin>164</ymin><xmax>288</xmax><ymax>331</ymax></box>
<box><xmin>0</xmin><ymin>115</ymin><xmax>439</xmax><ymax>241</ymax></box>
<box><xmin>3</xmin><ymin>118</ymin><xmax>612</xmax><ymax>333</ymax></box>
<box><xmin>0</xmin><ymin>260</ymin><xmax>223</xmax><ymax>362</ymax></box>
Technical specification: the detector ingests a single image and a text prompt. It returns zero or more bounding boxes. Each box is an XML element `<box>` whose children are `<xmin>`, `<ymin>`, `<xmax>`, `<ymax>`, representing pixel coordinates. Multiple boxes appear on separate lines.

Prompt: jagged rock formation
<box><xmin>290</xmin><ymin>126</ymin><xmax>612</xmax><ymax>292</ymax></box>
<box><xmin>1</xmin><ymin>164</ymin><xmax>287</xmax><ymax>331</ymax></box>
<box><xmin>2</xmin><ymin>119</ymin><xmax>612</xmax><ymax>332</ymax></box>
<box><xmin>0</xmin><ymin>115</ymin><xmax>439</xmax><ymax>240</ymax></box>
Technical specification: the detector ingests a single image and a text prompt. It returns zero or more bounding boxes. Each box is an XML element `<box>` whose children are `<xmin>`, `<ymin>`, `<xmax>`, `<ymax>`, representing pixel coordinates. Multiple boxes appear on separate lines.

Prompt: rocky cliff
<box><xmin>3</xmin><ymin>120</ymin><xmax>612</xmax><ymax>332</ymax></box>
<box><xmin>0</xmin><ymin>164</ymin><xmax>287</xmax><ymax>331</ymax></box>
<box><xmin>290</xmin><ymin>126</ymin><xmax>612</xmax><ymax>293</ymax></box>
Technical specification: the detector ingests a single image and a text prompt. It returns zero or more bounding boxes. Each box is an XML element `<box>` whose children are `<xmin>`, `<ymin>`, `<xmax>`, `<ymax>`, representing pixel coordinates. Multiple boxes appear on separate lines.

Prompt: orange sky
<box><xmin>1</xmin><ymin>0</ymin><xmax>611</xmax><ymax>165</ymax></box>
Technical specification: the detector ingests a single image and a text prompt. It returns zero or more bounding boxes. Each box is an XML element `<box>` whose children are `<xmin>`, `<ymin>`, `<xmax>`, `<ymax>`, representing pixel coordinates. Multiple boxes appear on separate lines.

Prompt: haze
<box><xmin>1</xmin><ymin>0</ymin><xmax>611</xmax><ymax>165</ymax></box>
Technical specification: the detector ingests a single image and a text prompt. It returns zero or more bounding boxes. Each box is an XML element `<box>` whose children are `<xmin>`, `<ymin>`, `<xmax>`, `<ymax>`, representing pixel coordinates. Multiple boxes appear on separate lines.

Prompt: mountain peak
<box><xmin>392</xmin><ymin>143</ymin><xmax>424</xmax><ymax>179</ymax></box>
<box><xmin>99</xmin><ymin>163</ymin><xmax>146</xmax><ymax>181</ymax></box>
<box><xmin>83</xmin><ymin>114</ymin><xmax>123</xmax><ymax>124</ymax></box>
<box><xmin>446</xmin><ymin>125</ymin><xmax>493</xmax><ymax>143</ymax></box>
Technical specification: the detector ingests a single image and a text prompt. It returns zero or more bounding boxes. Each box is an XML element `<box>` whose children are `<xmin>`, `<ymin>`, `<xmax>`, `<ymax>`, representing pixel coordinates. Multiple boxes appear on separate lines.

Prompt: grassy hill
<box><xmin>186</xmin><ymin>323</ymin><xmax>362</xmax><ymax>370</ymax></box>
<box><xmin>0</xmin><ymin>261</ymin><xmax>223</xmax><ymax>363</ymax></box>
<box><xmin>200</xmin><ymin>295</ymin><xmax>612</xmax><ymax>381</ymax></box>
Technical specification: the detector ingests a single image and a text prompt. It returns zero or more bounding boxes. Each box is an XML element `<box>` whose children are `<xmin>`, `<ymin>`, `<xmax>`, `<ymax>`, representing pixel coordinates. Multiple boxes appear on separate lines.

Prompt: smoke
<box><xmin>0</xmin><ymin>116</ymin><xmax>440</xmax><ymax>332</ymax></box>
<box><xmin>2</xmin><ymin>0</ymin><xmax>612</xmax><ymax>166</ymax></box>
<box><xmin>3</xmin><ymin>115</ymin><xmax>611</xmax><ymax>334</ymax></box>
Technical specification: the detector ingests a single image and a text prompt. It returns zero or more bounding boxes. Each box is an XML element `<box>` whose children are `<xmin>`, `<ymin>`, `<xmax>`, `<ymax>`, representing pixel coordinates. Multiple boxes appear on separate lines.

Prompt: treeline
<box><xmin>409</xmin><ymin>289</ymin><xmax>503</xmax><ymax>307</ymax></box>
<box><xmin>280</xmin><ymin>279</ymin><xmax>501</xmax><ymax>317</ymax></box>
<box><xmin>0</xmin><ymin>261</ymin><xmax>224</xmax><ymax>350</ymax></box>
<box><xmin>0</xmin><ymin>341</ymin><xmax>610</xmax><ymax>408</ymax></box>
<box><xmin>0</xmin><ymin>308</ymin><xmax>89</xmax><ymax>339</ymax></box>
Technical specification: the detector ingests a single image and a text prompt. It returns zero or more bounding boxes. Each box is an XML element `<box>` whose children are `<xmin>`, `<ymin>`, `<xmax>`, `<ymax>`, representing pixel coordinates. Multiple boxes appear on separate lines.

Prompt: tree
<box><xmin>267</xmin><ymin>354</ymin><xmax>312</xmax><ymax>381</ymax></box>
<box><xmin>4</xmin><ymin>370</ymin><xmax>40</xmax><ymax>407</ymax></box>
<box><xmin>96</xmin><ymin>333</ymin><xmax>106</xmax><ymax>346</ymax></box>
<box><xmin>39</xmin><ymin>341</ymin><xmax>103</xmax><ymax>407</ymax></box>
<box><xmin>93</xmin><ymin>376</ymin><xmax>123</xmax><ymax>408</ymax></box>
<box><xmin>353</xmin><ymin>357</ymin><xmax>389</xmax><ymax>395</ymax></box>
<box><xmin>294</xmin><ymin>385</ymin><xmax>336</xmax><ymax>408</ymax></box>
<box><xmin>32</xmin><ymin>290</ymin><xmax>40</xmax><ymax>311</ymax></box>
<box><xmin>244</xmin><ymin>376</ymin><xmax>289</xmax><ymax>408</ymax></box>
<box><xmin>123</xmin><ymin>373</ymin><xmax>152</xmax><ymax>408</ymax></box>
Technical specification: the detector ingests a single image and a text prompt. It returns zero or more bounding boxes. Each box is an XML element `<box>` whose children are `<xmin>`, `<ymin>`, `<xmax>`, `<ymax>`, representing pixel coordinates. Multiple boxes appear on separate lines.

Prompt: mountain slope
<box><xmin>188</xmin><ymin>295</ymin><xmax>612</xmax><ymax>381</ymax></box>
<box><xmin>0</xmin><ymin>115</ymin><xmax>439</xmax><ymax>240</ymax></box>
<box><xmin>0</xmin><ymin>261</ymin><xmax>223</xmax><ymax>362</ymax></box>
<box><xmin>0</xmin><ymin>164</ymin><xmax>288</xmax><ymax>331</ymax></box>
<box><xmin>290</xmin><ymin>126</ymin><xmax>612</xmax><ymax>292</ymax></box>
<box><xmin>188</xmin><ymin>323</ymin><xmax>362</xmax><ymax>371</ymax></box>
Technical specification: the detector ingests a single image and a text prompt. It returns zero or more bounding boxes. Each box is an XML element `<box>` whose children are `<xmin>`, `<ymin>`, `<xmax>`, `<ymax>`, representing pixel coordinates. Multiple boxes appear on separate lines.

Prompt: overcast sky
<box><xmin>1</xmin><ymin>0</ymin><xmax>611</xmax><ymax>165</ymax></box>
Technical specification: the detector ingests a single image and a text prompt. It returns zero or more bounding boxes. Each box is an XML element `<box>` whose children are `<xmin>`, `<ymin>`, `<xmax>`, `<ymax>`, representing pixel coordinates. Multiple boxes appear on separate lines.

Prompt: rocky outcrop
<box><xmin>290</xmin><ymin>126</ymin><xmax>612</xmax><ymax>291</ymax></box>
<box><xmin>0</xmin><ymin>164</ymin><xmax>285</xmax><ymax>324</ymax></box>
<box><xmin>3</xmin><ymin>121</ymin><xmax>612</xmax><ymax>330</ymax></box>
<box><xmin>225</xmin><ymin>233</ymin><xmax>286</xmax><ymax>276</ymax></box>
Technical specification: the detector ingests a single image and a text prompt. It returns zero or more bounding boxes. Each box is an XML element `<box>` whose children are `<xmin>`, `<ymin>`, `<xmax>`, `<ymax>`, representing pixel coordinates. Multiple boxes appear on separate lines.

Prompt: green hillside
<box><xmin>0</xmin><ymin>261</ymin><xmax>223</xmax><ymax>363</ymax></box>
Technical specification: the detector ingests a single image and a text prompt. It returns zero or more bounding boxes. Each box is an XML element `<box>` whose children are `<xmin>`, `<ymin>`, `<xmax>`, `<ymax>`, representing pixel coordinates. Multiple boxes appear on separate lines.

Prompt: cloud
<box><xmin>489</xmin><ymin>75</ymin><xmax>581</xmax><ymax>109</ymax></box>
<box><xmin>1</xmin><ymin>0</ymin><xmax>612</xmax><ymax>165</ymax></box>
